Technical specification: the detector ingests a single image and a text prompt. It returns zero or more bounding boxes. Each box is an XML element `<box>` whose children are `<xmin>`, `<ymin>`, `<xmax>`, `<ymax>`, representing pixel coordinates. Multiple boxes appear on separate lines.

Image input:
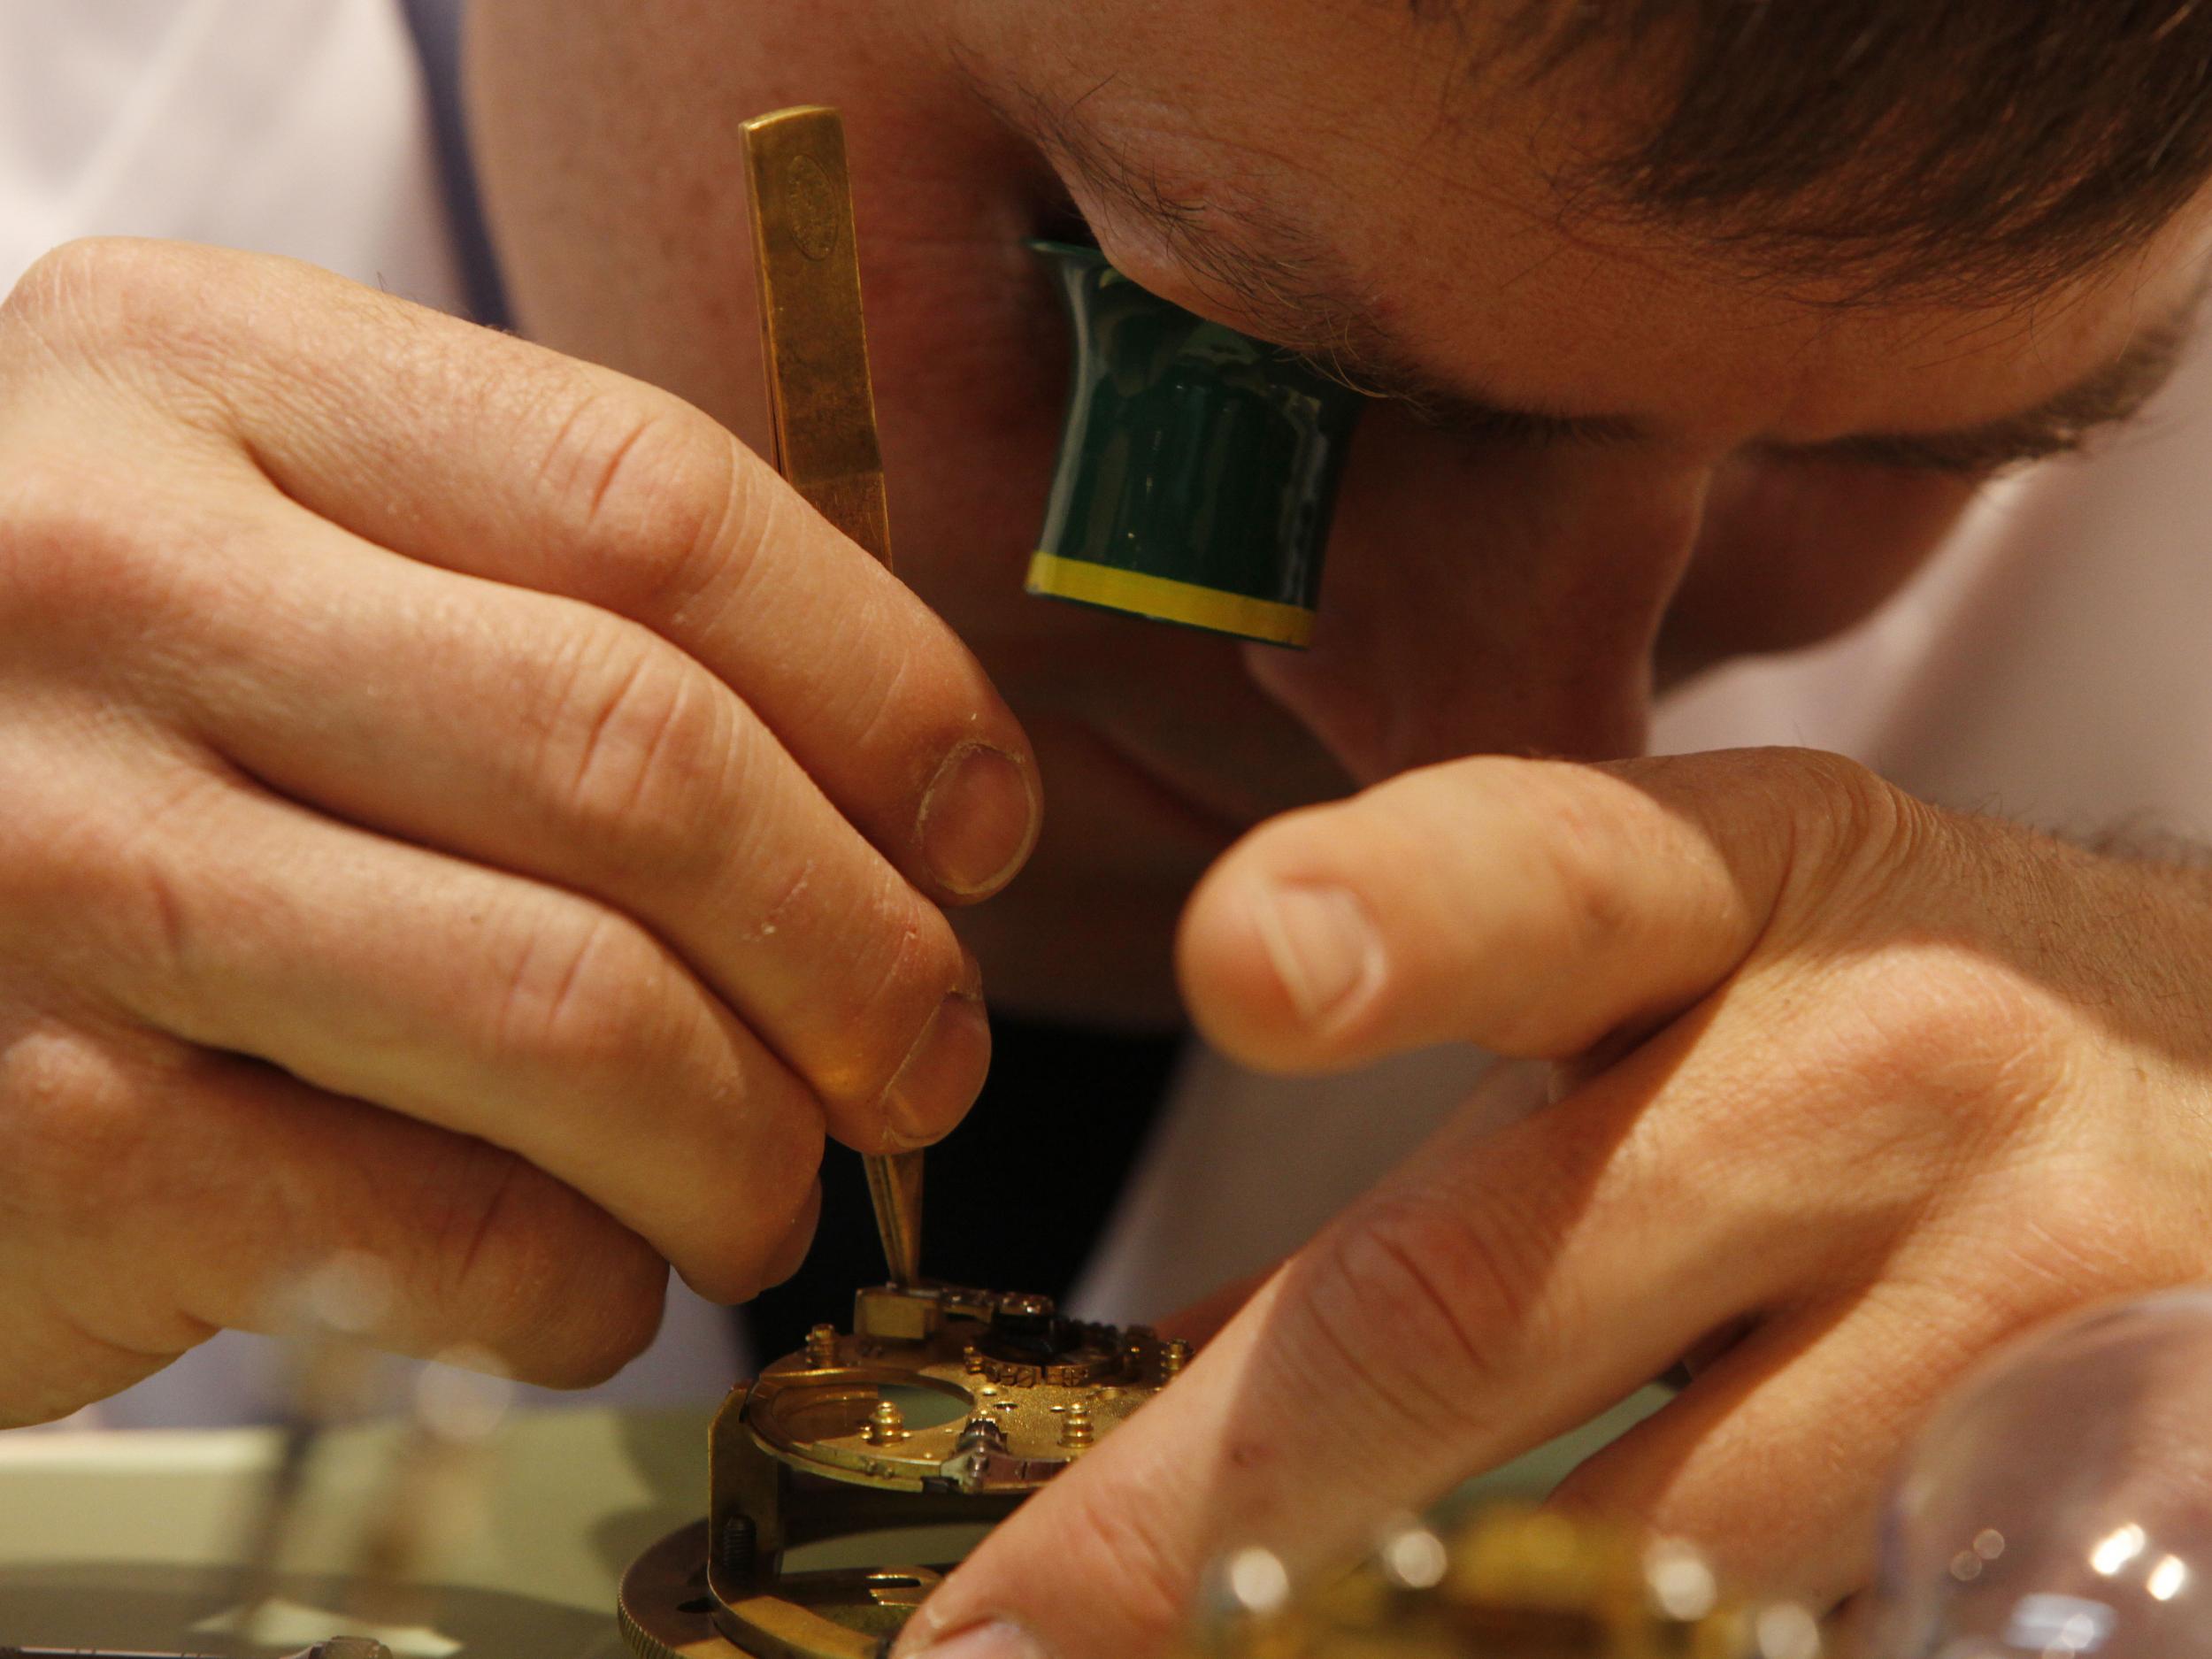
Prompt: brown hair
<box><xmin>1459</xmin><ymin>0</ymin><xmax>2212</xmax><ymax>301</ymax></box>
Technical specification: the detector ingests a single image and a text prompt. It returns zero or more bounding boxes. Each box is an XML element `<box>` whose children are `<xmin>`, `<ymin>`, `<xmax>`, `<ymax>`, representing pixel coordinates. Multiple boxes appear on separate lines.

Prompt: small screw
<box><xmin>805</xmin><ymin>1323</ymin><xmax>837</xmax><ymax>1366</ymax></box>
<box><xmin>865</xmin><ymin>1400</ymin><xmax>908</xmax><ymax>1444</ymax></box>
<box><xmin>958</xmin><ymin>1414</ymin><xmax>1008</xmax><ymax>1449</ymax></box>
<box><xmin>1061</xmin><ymin>1401</ymin><xmax>1094</xmax><ymax>1448</ymax></box>
<box><xmin>964</xmin><ymin>1344</ymin><xmax>985</xmax><ymax>1374</ymax></box>
<box><xmin>715</xmin><ymin>1512</ymin><xmax>758</xmax><ymax>1592</ymax></box>
<box><xmin>1163</xmin><ymin>1339</ymin><xmax>1192</xmax><ymax>1379</ymax></box>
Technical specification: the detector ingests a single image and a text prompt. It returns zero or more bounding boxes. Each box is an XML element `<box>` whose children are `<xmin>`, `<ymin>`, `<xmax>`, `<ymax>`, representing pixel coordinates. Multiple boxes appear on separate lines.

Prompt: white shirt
<box><xmin>8</xmin><ymin>0</ymin><xmax>2211</xmax><ymax>1425</ymax></box>
<box><xmin>0</xmin><ymin>0</ymin><xmax>457</xmax><ymax>304</ymax></box>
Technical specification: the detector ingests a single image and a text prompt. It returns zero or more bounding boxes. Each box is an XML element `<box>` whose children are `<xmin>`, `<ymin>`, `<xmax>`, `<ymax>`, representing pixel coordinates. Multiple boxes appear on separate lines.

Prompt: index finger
<box><xmin>893</xmin><ymin>1057</ymin><xmax>1819</xmax><ymax>1659</ymax></box>
<box><xmin>29</xmin><ymin>239</ymin><xmax>1039</xmax><ymax>903</ymax></box>
<box><xmin>1178</xmin><ymin>748</ymin><xmax>1918</xmax><ymax>1072</ymax></box>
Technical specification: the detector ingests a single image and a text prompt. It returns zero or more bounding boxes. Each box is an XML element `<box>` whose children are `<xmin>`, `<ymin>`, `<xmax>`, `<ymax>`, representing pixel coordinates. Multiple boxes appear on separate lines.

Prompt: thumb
<box><xmin>889</xmin><ymin>1068</ymin><xmax>1739</xmax><ymax>1659</ymax></box>
<box><xmin>1178</xmin><ymin>747</ymin><xmax>1919</xmax><ymax>1072</ymax></box>
<box><xmin>891</xmin><ymin>1273</ymin><xmax>1311</xmax><ymax>1659</ymax></box>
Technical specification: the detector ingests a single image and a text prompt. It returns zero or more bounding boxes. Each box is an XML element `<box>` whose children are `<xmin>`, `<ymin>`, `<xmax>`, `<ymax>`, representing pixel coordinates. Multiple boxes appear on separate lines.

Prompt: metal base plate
<box><xmin>618</xmin><ymin>1521</ymin><xmax>746</xmax><ymax>1659</ymax></box>
<box><xmin>619</xmin><ymin>1520</ymin><xmax>948</xmax><ymax>1659</ymax></box>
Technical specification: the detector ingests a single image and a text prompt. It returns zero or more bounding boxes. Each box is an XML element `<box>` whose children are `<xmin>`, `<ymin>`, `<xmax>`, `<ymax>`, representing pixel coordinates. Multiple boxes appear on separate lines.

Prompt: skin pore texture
<box><xmin>417</xmin><ymin>0</ymin><xmax>2212</xmax><ymax>1646</ymax></box>
<box><xmin>29</xmin><ymin>0</ymin><xmax>2212</xmax><ymax>1621</ymax></box>
<box><xmin>469</xmin><ymin>0</ymin><xmax>2209</xmax><ymax>1026</ymax></box>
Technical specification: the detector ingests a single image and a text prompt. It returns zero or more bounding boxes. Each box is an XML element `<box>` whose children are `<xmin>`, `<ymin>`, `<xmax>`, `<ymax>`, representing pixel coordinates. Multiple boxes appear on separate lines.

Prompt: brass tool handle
<box><xmin>741</xmin><ymin>104</ymin><xmax>923</xmax><ymax>1288</ymax></box>
<box><xmin>742</xmin><ymin>105</ymin><xmax>892</xmax><ymax>562</ymax></box>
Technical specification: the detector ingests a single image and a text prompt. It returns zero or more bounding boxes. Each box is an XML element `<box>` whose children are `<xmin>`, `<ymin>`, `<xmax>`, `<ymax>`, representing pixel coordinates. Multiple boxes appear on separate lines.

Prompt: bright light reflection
<box><xmin>1381</xmin><ymin>1527</ymin><xmax>1448</xmax><ymax>1591</ymax></box>
<box><xmin>2091</xmin><ymin>1524</ymin><xmax>2148</xmax><ymax>1578</ymax></box>
<box><xmin>2147</xmin><ymin>1555</ymin><xmax>2189</xmax><ymax>1603</ymax></box>
<box><xmin>1645</xmin><ymin>1546</ymin><xmax>1718</xmax><ymax>1621</ymax></box>
<box><xmin>1225</xmin><ymin>1547</ymin><xmax>1291</xmax><ymax>1614</ymax></box>
<box><xmin>2005</xmin><ymin>1594</ymin><xmax>2114</xmax><ymax>1654</ymax></box>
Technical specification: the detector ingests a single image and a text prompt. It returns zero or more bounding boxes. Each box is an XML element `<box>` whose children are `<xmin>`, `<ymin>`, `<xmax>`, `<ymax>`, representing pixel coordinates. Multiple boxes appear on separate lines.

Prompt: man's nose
<box><xmin>1241</xmin><ymin>434</ymin><xmax>1711</xmax><ymax>784</ymax></box>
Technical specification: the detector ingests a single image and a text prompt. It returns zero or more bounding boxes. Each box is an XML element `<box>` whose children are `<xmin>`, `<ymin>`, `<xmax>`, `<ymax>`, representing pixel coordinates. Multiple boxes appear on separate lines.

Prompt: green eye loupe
<box><xmin>1025</xmin><ymin>241</ymin><xmax>1365</xmax><ymax>649</ymax></box>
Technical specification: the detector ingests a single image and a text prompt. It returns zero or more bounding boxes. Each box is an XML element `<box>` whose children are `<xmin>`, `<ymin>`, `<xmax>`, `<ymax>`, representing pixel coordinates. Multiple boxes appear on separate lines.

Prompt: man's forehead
<box><xmin>949</xmin><ymin>1</ymin><xmax>1604</xmax><ymax>328</ymax></box>
<box><xmin>954</xmin><ymin>4</ymin><xmax>2212</xmax><ymax>465</ymax></box>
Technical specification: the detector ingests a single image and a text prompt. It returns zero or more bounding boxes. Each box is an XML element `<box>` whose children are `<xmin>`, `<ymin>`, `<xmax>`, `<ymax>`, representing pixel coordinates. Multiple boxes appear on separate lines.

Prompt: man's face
<box><xmin>469</xmin><ymin>0</ymin><xmax>2209</xmax><ymax>1018</ymax></box>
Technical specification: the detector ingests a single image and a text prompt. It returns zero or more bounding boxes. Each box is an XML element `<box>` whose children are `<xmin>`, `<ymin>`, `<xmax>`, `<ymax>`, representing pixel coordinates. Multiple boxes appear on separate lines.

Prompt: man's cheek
<box><xmin>866</xmin><ymin>242</ymin><xmax>1071</xmax><ymax>632</ymax></box>
<box><xmin>1659</xmin><ymin>457</ymin><xmax>1981</xmax><ymax>673</ymax></box>
<box><xmin>1243</xmin><ymin>429</ymin><xmax>1697</xmax><ymax>780</ymax></box>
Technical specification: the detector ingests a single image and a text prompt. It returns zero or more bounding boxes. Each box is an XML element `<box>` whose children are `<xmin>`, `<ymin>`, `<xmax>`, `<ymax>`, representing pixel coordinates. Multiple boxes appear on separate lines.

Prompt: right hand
<box><xmin>0</xmin><ymin>239</ymin><xmax>1040</xmax><ymax>1425</ymax></box>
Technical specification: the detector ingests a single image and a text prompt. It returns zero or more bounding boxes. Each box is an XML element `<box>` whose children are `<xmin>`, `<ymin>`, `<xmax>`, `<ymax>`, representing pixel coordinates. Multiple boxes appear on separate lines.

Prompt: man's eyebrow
<box><xmin>1775</xmin><ymin>287</ymin><xmax>2210</xmax><ymax>474</ymax></box>
<box><xmin>977</xmin><ymin>62</ymin><xmax>2207</xmax><ymax>472</ymax></box>
<box><xmin>977</xmin><ymin>72</ymin><xmax>1646</xmax><ymax>447</ymax></box>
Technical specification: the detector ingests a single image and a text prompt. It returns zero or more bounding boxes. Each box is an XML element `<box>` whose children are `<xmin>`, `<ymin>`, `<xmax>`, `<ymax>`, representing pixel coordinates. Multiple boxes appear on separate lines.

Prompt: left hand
<box><xmin>896</xmin><ymin>748</ymin><xmax>2212</xmax><ymax>1659</ymax></box>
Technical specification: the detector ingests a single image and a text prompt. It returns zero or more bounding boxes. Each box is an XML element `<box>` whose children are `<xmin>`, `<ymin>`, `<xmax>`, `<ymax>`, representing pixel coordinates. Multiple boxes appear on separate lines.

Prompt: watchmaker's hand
<box><xmin>0</xmin><ymin>242</ymin><xmax>1037</xmax><ymax>1425</ymax></box>
<box><xmin>901</xmin><ymin>749</ymin><xmax>2212</xmax><ymax>1659</ymax></box>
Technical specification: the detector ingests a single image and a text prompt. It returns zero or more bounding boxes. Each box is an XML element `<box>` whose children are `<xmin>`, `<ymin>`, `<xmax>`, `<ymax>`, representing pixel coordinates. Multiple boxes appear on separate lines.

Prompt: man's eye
<box><xmin>1415</xmin><ymin>401</ymin><xmax>1582</xmax><ymax>449</ymax></box>
<box><xmin>1768</xmin><ymin>440</ymin><xmax>2044</xmax><ymax>480</ymax></box>
<box><xmin>1391</xmin><ymin>391</ymin><xmax>1631</xmax><ymax>454</ymax></box>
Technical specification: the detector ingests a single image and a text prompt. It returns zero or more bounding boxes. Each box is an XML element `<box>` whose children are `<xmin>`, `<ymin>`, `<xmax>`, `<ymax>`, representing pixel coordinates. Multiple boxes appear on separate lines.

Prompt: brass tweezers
<box><xmin>741</xmin><ymin>105</ymin><xmax>924</xmax><ymax>1287</ymax></box>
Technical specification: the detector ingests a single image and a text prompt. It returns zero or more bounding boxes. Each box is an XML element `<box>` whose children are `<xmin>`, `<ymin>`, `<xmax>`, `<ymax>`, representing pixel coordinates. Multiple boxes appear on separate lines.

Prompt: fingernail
<box><xmin>882</xmin><ymin>989</ymin><xmax>993</xmax><ymax>1147</ymax></box>
<box><xmin>920</xmin><ymin>744</ymin><xmax>1039</xmax><ymax>897</ymax></box>
<box><xmin>1254</xmin><ymin>882</ymin><xmax>1382</xmax><ymax>1025</ymax></box>
<box><xmin>894</xmin><ymin>1620</ymin><xmax>1046</xmax><ymax>1659</ymax></box>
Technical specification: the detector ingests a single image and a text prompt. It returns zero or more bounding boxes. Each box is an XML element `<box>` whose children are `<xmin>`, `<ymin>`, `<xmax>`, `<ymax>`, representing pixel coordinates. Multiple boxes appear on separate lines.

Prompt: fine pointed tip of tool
<box><xmin>864</xmin><ymin>1149</ymin><xmax>926</xmax><ymax>1287</ymax></box>
<box><xmin>744</xmin><ymin>104</ymin><xmax>922</xmax><ymax>1290</ymax></box>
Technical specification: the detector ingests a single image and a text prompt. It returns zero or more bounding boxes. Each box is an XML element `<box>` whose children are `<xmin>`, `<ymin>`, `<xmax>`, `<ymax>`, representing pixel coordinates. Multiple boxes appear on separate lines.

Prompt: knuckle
<box><xmin>1985</xmin><ymin>1161</ymin><xmax>2170</xmax><ymax>1307</ymax></box>
<box><xmin>4</xmin><ymin>241</ymin><xmax>139</xmax><ymax>340</ymax></box>
<box><xmin>539</xmin><ymin>626</ymin><xmax>733</xmax><ymax>864</ymax></box>
<box><xmin>1463</xmin><ymin>762</ymin><xmax>1647</xmax><ymax>1051</ymax></box>
<box><xmin>544</xmin><ymin>1259</ymin><xmax>666</xmax><ymax>1386</ymax></box>
<box><xmin>1772</xmin><ymin>747</ymin><xmax>1921</xmax><ymax>893</ymax></box>
<box><xmin>0</xmin><ymin>434</ymin><xmax>263</xmax><ymax>651</ymax></box>
<box><xmin>677</xmin><ymin>1159</ymin><xmax>827</xmax><ymax>1310</ymax></box>
<box><xmin>0</xmin><ymin>450</ymin><xmax>165</xmax><ymax>633</ymax></box>
<box><xmin>534</xmin><ymin>388</ymin><xmax>742</xmax><ymax>617</ymax></box>
<box><xmin>757</xmin><ymin>1179</ymin><xmax>824</xmax><ymax>1290</ymax></box>
<box><xmin>658</xmin><ymin>1084</ymin><xmax>826</xmax><ymax>1302</ymax></box>
<box><xmin>486</xmin><ymin>903</ymin><xmax>684</xmax><ymax>1079</ymax></box>
<box><xmin>0</xmin><ymin>1024</ymin><xmax>154</xmax><ymax>1228</ymax></box>
<box><xmin>818</xmin><ymin>898</ymin><xmax>971</xmax><ymax>1110</ymax></box>
<box><xmin>421</xmin><ymin>1141</ymin><xmax>665</xmax><ymax>1386</ymax></box>
<box><xmin>98</xmin><ymin>773</ymin><xmax>234</xmax><ymax>1002</ymax></box>
<box><xmin>1296</xmin><ymin>1182</ymin><xmax>1546</xmax><ymax>1437</ymax></box>
<box><xmin>3</xmin><ymin>237</ymin><xmax>219</xmax><ymax>364</ymax></box>
<box><xmin>1820</xmin><ymin>948</ymin><xmax>2069</xmax><ymax>1128</ymax></box>
<box><xmin>680</xmin><ymin>1248</ymin><xmax>780</xmax><ymax>1311</ymax></box>
<box><xmin>1528</xmin><ymin>776</ymin><xmax>1645</xmax><ymax>965</ymax></box>
<box><xmin>0</xmin><ymin>765</ymin><xmax>227</xmax><ymax>1014</ymax></box>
